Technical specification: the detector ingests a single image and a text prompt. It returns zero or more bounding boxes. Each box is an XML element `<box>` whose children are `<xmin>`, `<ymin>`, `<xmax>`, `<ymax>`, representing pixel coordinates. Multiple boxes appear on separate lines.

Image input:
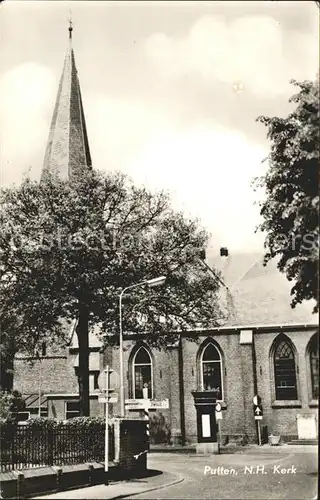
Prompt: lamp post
<box><xmin>119</xmin><ymin>275</ymin><xmax>166</xmax><ymax>417</ymax></box>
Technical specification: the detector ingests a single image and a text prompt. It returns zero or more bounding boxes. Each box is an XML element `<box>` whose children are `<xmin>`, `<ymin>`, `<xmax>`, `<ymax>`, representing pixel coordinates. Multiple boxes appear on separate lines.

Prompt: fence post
<box><xmin>48</xmin><ymin>427</ymin><xmax>54</xmax><ymax>466</ymax></box>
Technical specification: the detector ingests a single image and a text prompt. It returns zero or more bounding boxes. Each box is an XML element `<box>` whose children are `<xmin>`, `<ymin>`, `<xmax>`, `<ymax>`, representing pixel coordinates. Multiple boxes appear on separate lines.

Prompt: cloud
<box><xmin>0</xmin><ymin>63</ymin><xmax>56</xmax><ymax>184</ymax></box>
<box><xmin>85</xmin><ymin>95</ymin><xmax>180</xmax><ymax>172</ymax></box>
<box><xmin>128</xmin><ymin>121</ymin><xmax>267</xmax><ymax>251</ymax></box>
<box><xmin>1</xmin><ymin>7</ymin><xmax>317</xmax><ymax>253</ymax></box>
<box><xmin>145</xmin><ymin>14</ymin><xmax>318</xmax><ymax>98</ymax></box>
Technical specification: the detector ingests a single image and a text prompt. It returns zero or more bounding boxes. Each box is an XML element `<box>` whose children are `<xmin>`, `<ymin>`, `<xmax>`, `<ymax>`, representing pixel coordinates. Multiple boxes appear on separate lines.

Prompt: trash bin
<box><xmin>268</xmin><ymin>434</ymin><xmax>281</xmax><ymax>446</ymax></box>
<box><xmin>262</xmin><ymin>426</ymin><xmax>268</xmax><ymax>444</ymax></box>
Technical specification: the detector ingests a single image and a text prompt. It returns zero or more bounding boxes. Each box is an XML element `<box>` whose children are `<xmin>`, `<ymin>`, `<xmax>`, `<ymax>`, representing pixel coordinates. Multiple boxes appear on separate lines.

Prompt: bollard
<box><xmin>52</xmin><ymin>466</ymin><xmax>63</xmax><ymax>491</ymax></box>
<box><xmin>87</xmin><ymin>464</ymin><xmax>94</xmax><ymax>486</ymax></box>
<box><xmin>14</xmin><ymin>471</ymin><xmax>24</xmax><ymax>499</ymax></box>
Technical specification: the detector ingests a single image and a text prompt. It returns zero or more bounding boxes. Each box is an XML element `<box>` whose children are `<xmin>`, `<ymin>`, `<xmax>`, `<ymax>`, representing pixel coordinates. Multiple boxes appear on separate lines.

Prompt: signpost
<box><xmin>253</xmin><ymin>395</ymin><xmax>263</xmax><ymax>446</ymax></box>
<box><xmin>104</xmin><ymin>366</ymin><xmax>109</xmax><ymax>484</ymax></box>
<box><xmin>143</xmin><ymin>386</ymin><xmax>150</xmax><ymax>450</ymax></box>
<box><xmin>215</xmin><ymin>402</ymin><xmax>222</xmax><ymax>447</ymax></box>
<box><xmin>97</xmin><ymin>367</ymin><xmax>120</xmax><ymax>484</ymax></box>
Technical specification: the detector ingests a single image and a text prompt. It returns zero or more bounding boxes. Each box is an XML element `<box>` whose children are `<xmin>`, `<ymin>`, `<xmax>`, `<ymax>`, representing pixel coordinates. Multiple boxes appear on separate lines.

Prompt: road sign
<box><xmin>253</xmin><ymin>395</ymin><xmax>261</xmax><ymax>406</ymax></box>
<box><xmin>215</xmin><ymin>402</ymin><xmax>222</xmax><ymax>412</ymax></box>
<box><xmin>97</xmin><ymin>368</ymin><xmax>120</xmax><ymax>392</ymax></box>
<box><xmin>149</xmin><ymin>399</ymin><xmax>169</xmax><ymax>409</ymax></box>
<box><xmin>125</xmin><ymin>399</ymin><xmax>169</xmax><ymax>410</ymax></box>
<box><xmin>254</xmin><ymin>405</ymin><xmax>263</xmax><ymax>420</ymax></box>
<box><xmin>98</xmin><ymin>393</ymin><xmax>118</xmax><ymax>404</ymax></box>
<box><xmin>215</xmin><ymin>410</ymin><xmax>223</xmax><ymax>420</ymax></box>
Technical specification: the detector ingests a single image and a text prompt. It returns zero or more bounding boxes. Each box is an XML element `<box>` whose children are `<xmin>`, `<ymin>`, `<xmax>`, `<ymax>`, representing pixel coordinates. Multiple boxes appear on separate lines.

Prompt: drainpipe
<box><xmin>252</xmin><ymin>334</ymin><xmax>261</xmax><ymax>443</ymax></box>
<box><xmin>178</xmin><ymin>334</ymin><xmax>186</xmax><ymax>445</ymax></box>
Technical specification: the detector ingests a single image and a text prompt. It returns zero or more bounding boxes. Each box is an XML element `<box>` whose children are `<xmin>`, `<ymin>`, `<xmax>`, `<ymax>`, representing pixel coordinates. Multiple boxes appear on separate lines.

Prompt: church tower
<box><xmin>42</xmin><ymin>22</ymin><xmax>92</xmax><ymax>179</ymax></box>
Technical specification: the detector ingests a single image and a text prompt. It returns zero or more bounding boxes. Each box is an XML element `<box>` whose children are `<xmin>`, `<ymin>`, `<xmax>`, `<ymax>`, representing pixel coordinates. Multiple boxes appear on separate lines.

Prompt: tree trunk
<box><xmin>0</xmin><ymin>334</ymin><xmax>15</xmax><ymax>392</ymax></box>
<box><xmin>76</xmin><ymin>307</ymin><xmax>90</xmax><ymax>416</ymax></box>
<box><xmin>0</xmin><ymin>352</ymin><xmax>14</xmax><ymax>392</ymax></box>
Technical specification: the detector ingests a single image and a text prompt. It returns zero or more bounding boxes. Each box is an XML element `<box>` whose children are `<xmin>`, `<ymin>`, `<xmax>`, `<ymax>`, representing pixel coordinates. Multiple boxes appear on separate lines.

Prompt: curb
<box><xmin>107</xmin><ymin>474</ymin><xmax>185</xmax><ymax>499</ymax></box>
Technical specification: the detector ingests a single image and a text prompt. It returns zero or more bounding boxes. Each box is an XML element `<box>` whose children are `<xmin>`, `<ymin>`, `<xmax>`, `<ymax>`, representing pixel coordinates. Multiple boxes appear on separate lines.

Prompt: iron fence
<box><xmin>0</xmin><ymin>423</ymin><xmax>114</xmax><ymax>472</ymax></box>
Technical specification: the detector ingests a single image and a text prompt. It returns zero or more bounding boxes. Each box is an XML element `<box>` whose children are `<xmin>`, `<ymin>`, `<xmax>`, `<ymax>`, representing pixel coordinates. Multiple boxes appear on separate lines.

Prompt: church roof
<box><xmin>208</xmin><ymin>251</ymin><xmax>317</xmax><ymax>328</ymax></box>
<box><xmin>42</xmin><ymin>23</ymin><xmax>92</xmax><ymax>179</ymax></box>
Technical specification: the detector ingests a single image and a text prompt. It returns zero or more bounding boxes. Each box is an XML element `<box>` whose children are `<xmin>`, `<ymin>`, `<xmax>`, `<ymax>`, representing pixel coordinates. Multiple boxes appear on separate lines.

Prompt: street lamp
<box><xmin>119</xmin><ymin>275</ymin><xmax>166</xmax><ymax>417</ymax></box>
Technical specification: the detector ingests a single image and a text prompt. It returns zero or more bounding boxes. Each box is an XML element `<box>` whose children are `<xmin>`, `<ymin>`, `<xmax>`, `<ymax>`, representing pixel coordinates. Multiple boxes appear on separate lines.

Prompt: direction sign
<box><xmin>254</xmin><ymin>405</ymin><xmax>263</xmax><ymax>420</ymax></box>
<box><xmin>98</xmin><ymin>393</ymin><xmax>118</xmax><ymax>404</ymax></box>
<box><xmin>97</xmin><ymin>368</ymin><xmax>120</xmax><ymax>392</ymax></box>
<box><xmin>149</xmin><ymin>399</ymin><xmax>169</xmax><ymax>409</ymax></box>
<box><xmin>125</xmin><ymin>399</ymin><xmax>170</xmax><ymax>410</ymax></box>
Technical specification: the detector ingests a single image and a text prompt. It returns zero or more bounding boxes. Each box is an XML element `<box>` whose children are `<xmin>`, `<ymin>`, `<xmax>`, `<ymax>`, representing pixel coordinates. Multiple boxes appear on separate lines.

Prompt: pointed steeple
<box><xmin>42</xmin><ymin>22</ymin><xmax>92</xmax><ymax>180</ymax></box>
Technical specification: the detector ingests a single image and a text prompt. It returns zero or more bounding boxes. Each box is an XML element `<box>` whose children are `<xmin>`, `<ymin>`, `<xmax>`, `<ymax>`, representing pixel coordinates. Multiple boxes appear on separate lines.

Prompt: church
<box><xmin>13</xmin><ymin>26</ymin><xmax>319</xmax><ymax>446</ymax></box>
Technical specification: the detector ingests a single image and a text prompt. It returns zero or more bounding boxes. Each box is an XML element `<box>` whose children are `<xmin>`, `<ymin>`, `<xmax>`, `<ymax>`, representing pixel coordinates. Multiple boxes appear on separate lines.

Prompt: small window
<box><xmin>92</xmin><ymin>371</ymin><xmax>100</xmax><ymax>390</ymax></box>
<box><xmin>65</xmin><ymin>401</ymin><xmax>80</xmax><ymax>419</ymax></box>
<box><xmin>274</xmin><ymin>339</ymin><xmax>297</xmax><ymax>400</ymax></box>
<box><xmin>309</xmin><ymin>336</ymin><xmax>319</xmax><ymax>399</ymax></box>
<box><xmin>133</xmin><ymin>347</ymin><xmax>152</xmax><ymax>399</ymax></box>
<box><xmin>16</xmin><ymin>412</ymin><xmax>30</xmax><ymax>422</ymax></box>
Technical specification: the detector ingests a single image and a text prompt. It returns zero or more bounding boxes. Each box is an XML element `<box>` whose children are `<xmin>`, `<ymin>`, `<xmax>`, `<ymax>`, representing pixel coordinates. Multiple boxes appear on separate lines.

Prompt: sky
<box><xmin>0</xmin><ymin>1</ymin><xmax>318</xmax><ymax>255</ymax></box>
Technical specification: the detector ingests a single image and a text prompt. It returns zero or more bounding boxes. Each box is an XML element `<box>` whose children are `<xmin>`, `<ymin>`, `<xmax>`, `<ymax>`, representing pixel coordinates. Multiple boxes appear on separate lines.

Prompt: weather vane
<box><xmin>68</xmin><ymin>11</ymin><xmax>73</xmax><ymax>39</ymax></box>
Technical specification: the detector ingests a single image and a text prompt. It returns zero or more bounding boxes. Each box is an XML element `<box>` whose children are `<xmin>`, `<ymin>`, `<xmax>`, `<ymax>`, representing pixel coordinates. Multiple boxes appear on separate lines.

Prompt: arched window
<box><xmin>274</xmin><ymin>338</ymin><xmax>297</xmax><ymax>400</ymax></box>
<box><xmin>200</xmin><ymin>342</ymin><xmax>223</xmax><ymax>400</ymax></box>
<box><xmin>309</xmin><ymin>335</ymin><xmax>319</xmax><ymax>399</ymax></box>
<box><xmin>133</xmin><ymin>346</ymin><xmax>153</xmax><ymax>399</ymax></box>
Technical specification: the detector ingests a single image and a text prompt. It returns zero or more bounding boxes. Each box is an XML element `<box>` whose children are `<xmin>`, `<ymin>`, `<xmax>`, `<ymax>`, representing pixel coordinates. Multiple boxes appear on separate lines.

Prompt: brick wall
<box><xmin>12</xmin><ymin>326</ymin><xmax>318</xmax><ymax>442</ymax></box>
<box><xmin>119</xmin><ymin>327</ymin><xmax>318</xmax><ymax>444</ymax></box>
<box><xmin>14</xmin><ymin>355</ymin><xmax>78</xmax><ymax>396</ymax></box>
<box><xmin>255</xmin><ymin>328</ymin><xmax>318</xmax><ymax>439</ymax></box>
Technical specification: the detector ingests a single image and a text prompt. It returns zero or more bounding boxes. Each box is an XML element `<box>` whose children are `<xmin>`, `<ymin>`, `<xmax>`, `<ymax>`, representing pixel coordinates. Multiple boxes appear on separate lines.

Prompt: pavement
<box><xmin>31</xmin><ymin>444</ymin><xmax>318</xmax><ymax>500</ymax></box>
<box><xmin>32</xmin><ymin>469</ymin><xmax>184</xmax><ymax>499</ymax></box>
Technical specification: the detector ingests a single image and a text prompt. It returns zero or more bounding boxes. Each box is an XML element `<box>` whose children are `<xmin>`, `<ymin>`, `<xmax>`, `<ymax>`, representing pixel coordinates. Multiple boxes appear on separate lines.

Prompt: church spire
<box><xmin>42</xmin><ymin>22</ymin><xmax>92</xmax><ymax>180</ymax></box>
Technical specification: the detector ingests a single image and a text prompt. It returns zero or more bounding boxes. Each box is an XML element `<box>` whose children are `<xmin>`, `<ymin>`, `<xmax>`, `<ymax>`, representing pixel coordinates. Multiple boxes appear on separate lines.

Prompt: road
<box><xmin>128</xmin><ymin>447</ymin><xmax>318</xmax><ymax>500</ymax></box>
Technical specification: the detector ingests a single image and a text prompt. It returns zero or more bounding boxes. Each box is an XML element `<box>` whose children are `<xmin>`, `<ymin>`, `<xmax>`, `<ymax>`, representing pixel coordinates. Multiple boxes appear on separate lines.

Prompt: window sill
<box><xmin>272</xmin><ymin>400</ymin><xmax>302</xmax><ymax>409</ymax></box>
<box><xmin>309</xmin><ymin>400</ymin><xmax>318</xmax><ymax>408</ymax></box>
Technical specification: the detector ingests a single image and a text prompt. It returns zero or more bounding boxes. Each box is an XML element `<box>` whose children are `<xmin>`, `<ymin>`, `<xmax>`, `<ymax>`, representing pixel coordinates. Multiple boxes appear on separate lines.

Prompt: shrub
<box><xmin>149</xmin><ymin>412</ymin><xmax>171</xmax><ymax>444</ymax></box>
<box><xmin>0</xmin><ymin>390</ymin><xmax>25</xmax><ymax>419</ymax></box>
<box><xmin>0</xmin><ymin>416</ymin><xmax>106</xmax><ymax>467</ymax></box>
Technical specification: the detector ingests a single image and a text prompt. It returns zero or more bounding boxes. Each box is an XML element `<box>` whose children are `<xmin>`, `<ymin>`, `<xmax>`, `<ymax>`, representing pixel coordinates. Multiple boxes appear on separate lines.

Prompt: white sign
<box><xmin>149</xmin><ymin>399</ymin><xmax>169</xmax><ymax>409</ymax></box>
<box><xmin>255</xmin><ymin>415</ymin><xmax>263</xmax><ymax>420</ymax></box>
<box><xmin>98</xmin><ymin>368</ymin><xmax>120</xmax><ymax>392</ymax></box>
<box><xmin>215</xmin><ymin>411</ymin><xmax>223</xmax><ymax>420</ymax></box>
<box><xmin>297</xmin><ymin>414</ymin><xmax>317</xmax><ymax>440</ymax></box>
<box><xmin>125</xmin><ymin>398</ymin><xmax>169</xmax><ymax>410</ymax></box>
<box><xmin>202</xmin><ymin>414</ymin><xmax>211</xmax><ymax>438</ymax></box>
<box><xmin>253</xmin><ymin>395</ymin><xmax>259</xmax><ymax>405</ymax></box>
<box><xmin>215</xmin><ymin>403</ymin><xmax>222</xmax><ymax>412</ymax></box>
<box><xmin>98</xmin><ymin>393</ymin><xmax>118</xmax><ymax>404</ymax></box>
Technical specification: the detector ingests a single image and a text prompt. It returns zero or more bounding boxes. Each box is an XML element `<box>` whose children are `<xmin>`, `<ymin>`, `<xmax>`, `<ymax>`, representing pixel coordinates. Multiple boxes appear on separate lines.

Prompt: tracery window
<box><xmin>274</xmin><ymin>339</ymin><xmax>297</xmax><ymax>400</ymax></box>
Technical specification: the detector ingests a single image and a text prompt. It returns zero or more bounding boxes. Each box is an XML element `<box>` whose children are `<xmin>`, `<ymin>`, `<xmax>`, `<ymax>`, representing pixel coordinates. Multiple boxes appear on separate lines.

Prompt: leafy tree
<box><xmin>254</xmin><ymin>79</ymin><xmax>319</xmax><ymax>312</ymax></box>
<box><xmin>0</xmin><ymin>170</ymin><xmax>223</xmax><ymax>415</ymax></box>
<box><xmin>0</xmin><ymin>390</ymin><xmax>25</xmax><ymax>419</ymax></box>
